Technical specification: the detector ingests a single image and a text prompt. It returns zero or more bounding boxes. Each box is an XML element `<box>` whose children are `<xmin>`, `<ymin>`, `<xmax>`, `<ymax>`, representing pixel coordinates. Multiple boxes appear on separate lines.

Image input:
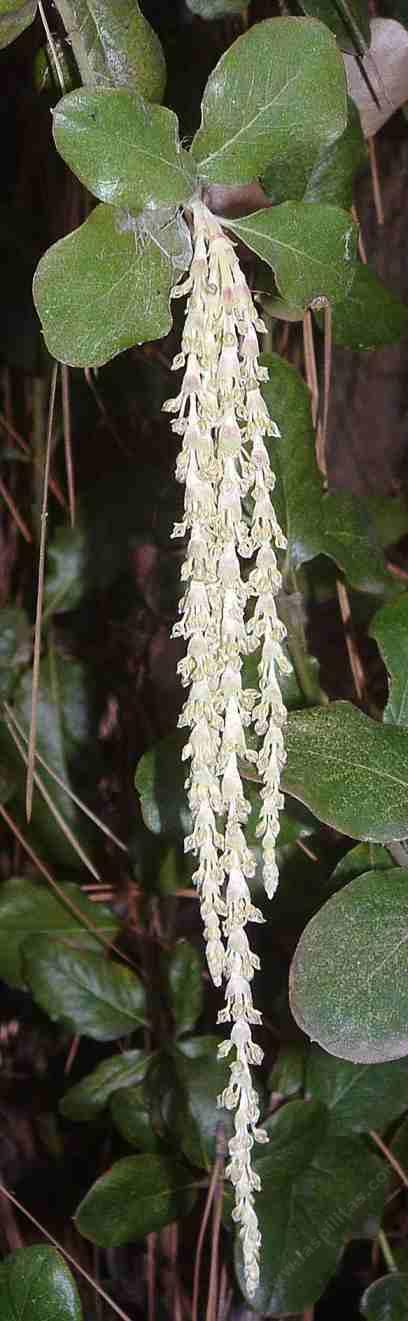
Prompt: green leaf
<box><xmin>33</xmin><ymin>204</ymin><xmax>176</xmax><ymax>368</ymax></box>
<box><xmin>228</xmin><ymin>203</ymin><xmax>357</xmax><ymax>311</ymax></box>
<box><xmin>304</xmin><ymin>99</ymin><xmax>366</xmax><ymax>209</ymax></box>
<box><xmin>44</xmin><ymin>526</ymin><xmax>87</xmax><ymax>620</ymax></box>
<box><xmin>361</xmin><ymin>1274</ymin><xmax>408</xmax><ymax>1320</ymax></box>
<box><xmin>0</xmin><ymin>0</ymin><xmax>36</xmax><ymax>49</ymax></box>
<box><xmin>12</xmin><ymin>650</ymin><xmax>91</xmax><ymax>867</ymax></box>
<box><xmin>331</xmin><ymin>842</ymin><xmax>391</xmax><ymax>885</ymax></box>
<box><xmin>306</xmin><ymin>1044</ymin><xmax>408</xmax><ymax>1133</ymax></box>
<box><xmin>139</xmin><ymin>702</ymin><xmax>408</xmax><ymax>851</ymax></box>
<box><xmin>0</xmin><ymin>1245</ymin><xmax>82</xmax><ymax>1321</ymax></box>
<box><xmin>0</xmin><ymin>606</ymin><xmax>30</xmax><ymax>698</ymax></box>
<box><xmin>166</xmin><ymin>940</ymin><xmax>203</xmax><ymax>1037</ymax></box>
<box><xmin>283</xmin><ymin>702</ymin><xmax>408</xmax><ymax>842</ymax></box>
<box><xmin>0</xmin><ymin>877</ymin><xmax>119</xmax><ymax>989</ymax></box>
<box><xmin>168</xmin><ymin>1040</ymin><xmax>233</xmax><ymax>1170</ymax></box>
<box><xmin>186</xmin><ymin>0</ymin><xmax>247</xmax><ymax>15</ymax></box>
<box><xmin>261</xmin><ymin>352</ymin><xmax>388</xmax><ymax>590</ymax></box>
<box><xmin>75</xmin><ymin>1154</ymin><xmax>197</xmax><ymax>1245</ymax></box>
<box><xmin>135</xmin><ymin>730</ymin><xmax>190</xmax><ymax>838</ymax></box>
<box><xmin>371</xmin><ymin>594</ymin><xmax>408</xmax><ymax>725</ymax></box>
<box><xmin>290</xmin><ymin>868</ymin><xmax>408</xmax><ymax>1062</ymax></box>
<box><xmin>364</xmin><ymin>493</ymin><xmax>408</xmax><ymax>550</ymax></box>
<box><xmin>318</xmin><ymin>264</ymin><xmax>408</xmax><ymax>350</ymax></box>
<box><xmin>60</xmin><ymin>1049</ymin><xmax>151</xmax><ymax>1120</ymax></box>
<box><xmin>235</xmin><ymin>1099</ymin><xmax>388</xmax><ymax>1313</ymax></box>
<box><xmin>53</xmin><ymin>89</ymin><xmax>195</xmax><ymax>211</ymax></box>
<box><xmin>111</xmin><ymin>1081</ymin><xmax>162</xmax><ymax>1152</ymax></box>
<box><xmin>191</xmin><ymin>17</ymin><xmax>347</xmax><ymax>192</ymax></box>
<box><xmin>268</xmin><ymin>1042</ymin><xmax>307</xmax><ymax>1099</ymax></box>
<box><xmin>55</xmin><ymin>0</ymin><xmax>166</xmax><ymax>101</ymax></box>
<box><xmin>24</xmin><ymin>939</ymin><xmax>147</xmax><ymax>1041</ymax></box>
<box><xmin>298</xmin><ymin>0</ymin><xmax>370</xmax><ymax>53</ymax></box>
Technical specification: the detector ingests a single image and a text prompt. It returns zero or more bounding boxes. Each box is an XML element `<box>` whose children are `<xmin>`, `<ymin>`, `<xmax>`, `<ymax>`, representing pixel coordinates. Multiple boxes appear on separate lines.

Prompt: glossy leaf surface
<box><xmin>0</xmin><ymin>877</ymin><xmax>118</xmax><ymax>988</ymax></box>
<box><xmin>25</xmin><ymin>939</ymin><xmax>147</xmax><ymax>1041</ymax></box>
<box><xmin>235</xmin><ymin>1100</ymin><xmax>387</xmax><ymax>1313</ymax></box>
<box><xmin>60</xmin><ymin>1050</ymin><xmax>151</xmax><ymax>1120</ymax></box>
<box><xmin>166</xmin><ymin>940</ymin><xmax>203</xmax><ymax>1037</ymax></box>
<box><xmin>76</xmin><ymin>1154</ymin><xmax>197</xmax><ymax>1244</ymax></box>
<box><xmin>0</xmin><ymin>1246</ymin><xmax>82</xmax><ymax>1321</ymax></box>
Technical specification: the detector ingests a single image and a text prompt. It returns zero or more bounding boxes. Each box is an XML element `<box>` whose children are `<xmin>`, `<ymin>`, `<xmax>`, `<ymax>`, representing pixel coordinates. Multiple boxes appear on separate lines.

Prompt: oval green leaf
<box><xmin>283</xmin><ymin>702</ymin><xmax>408</xmax><ymax>842</ymax></box>
<box><xmin>298</xmin><ymin>0</ymin><xmax>370</xmax><ymax>53</ymax></box>
<box><xmin>166</xmin><ymin>940</ymin><xmax>203</xmax><ymax>1037</ymax></box>
<box><xmin>290</xmin><ymin>869</ymin><xmax>408</xmax><ymax>1062</ymax></box>
<box><xmin>0</xmin><ymin>0</ymin><xmax>37</xmax><ymax>49</ymax></box>
<box><xmin>60</xmin><ymin>1049</ymin><xmax>151</xmax><ymax>1120</ymax></box>
<box><xmin>261</xmin><ymin>352</ymin><xmax>388</xmax><ymax>590</ymax></box>
<box><xmin>53</xmin><ymin>89</ymin><xmax>195</xmax><ymax>211</ymax></box>
<box><xmin>228</xmin><ymin>203</ymin><xmax>357</xmax><ymax>310</ymax></box>
<box><xmin>44</xmin><ymin>526</ymin><xmax>87</xmax><ymax>619</ymax></box>
<box><xmin>191</xmin><ymin>17</ymin><xmax>347</xmax><ymax>192</ymax></box>
<box><xmin>55</xmin><ymin>0</ymin><xmax>166</xmax><ymax>102</ymax></box>
<box><xmin>371</xmin><ymin>594</ymin><xmax>408</xmax><ymax>725</ymax></box>
<box><xmin>24</xmin><ymin>939</ymin><xmax>147</xmax><ymax>1041</ymax></box>
<box><xmin>75</xmin><ymin>1154</ymin><xmax>197</xmax><ymax>1245</ymax></box>
<box><xmin>0</xmin><ymin>1246</ymin><xmax>82</xmax><ymax>1321</ymax></box>
<box><xmin>235</xmin><ymin>1099</ymin><xmax>387</xmax><ymax>1314</ymax></box>
<box><xmin>306</xmin><ymin>1044</ymin><xmax>408</xmax><ymax>1134</ymax></box>
<box><xmin>0</xmin><ymin>877</ymin><xmax>119</xmax><ymax>989</ymax></box>
<box><xmin>33</xmin><ymin>204</ymin><xmax>176</xmax><ymax>368</ymax></box>
<box><xmin>361</xmin><ymin>1274</ymin><xmax>408</xmax><ymax>1320</ymax></box>
<box><xmin>319</xmin><ymin>264</ymin><xmax>408</xmax><ymax>350</ymax></box>
<box><xmin>111</xmin><ymin>1082</ymin><xmax>162</xmax><ymax>1152</ymax></box>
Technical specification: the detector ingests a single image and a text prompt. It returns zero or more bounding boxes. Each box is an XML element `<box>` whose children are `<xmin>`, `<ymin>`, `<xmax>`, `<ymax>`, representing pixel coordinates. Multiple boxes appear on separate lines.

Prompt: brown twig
<box><xmin>336</xmin><ymin>578</ymin><xmax>366</xmax><ymax>702</ymax></box>
<box><xmin>351</xmin><ymin>203</ymin><xmax>367</xmax><ymax>264</ymax></box>
<box><xmin>367</xmin><ymin>136</ymin><xmax>384</xmax><ymax>227</ymax></box>
<box><xmin>370</xmin><ymin>1129</ymin><xmax>408</xmax><ymax>1189</ymax></box>
<box><xmin>0</xmin><ymin>477</ymin><xmax>32</xmax><ymax>543</ymax></box>
<box><xmin>192</xmin><ymin>1142</ymin><xmax>225</xmax><ymax>1321</ymax></box>
<box><xmin>302</xmin><ymin>311</ymin><xmax>319</xmax><ymax>427</ymax></box>
<box><xmin>0</xmin><ymin>409</ymin><xmax>66</xmax><ymax>510</ymax></box>
<box><xmin>0</xmin><ymin>801</ymin><xmax>136</xmax><ymax>972</ymax></box>
<box><xmin>0</xmin><ymin>1181</ymin><xmax>134</xmax><ymax>1321</ymax></box>
<box><xmin>147</xmin><ymin>1233</ymin><xmax>157</xmax><ymax>1321</ymax></box>
<box><xmin>26</xmin><ymin>365</ymin><xmax>58</xmax><ymax>821</ymax></box>
<box><xmin>61</xmin><ymin>365</ymin><xmax>76</xmax><ymax>527</ymax></box>
<box><xmin>206</xmin><ymin>1127</ymin><xmax>226</xmax><ymax>1321</ymax></box>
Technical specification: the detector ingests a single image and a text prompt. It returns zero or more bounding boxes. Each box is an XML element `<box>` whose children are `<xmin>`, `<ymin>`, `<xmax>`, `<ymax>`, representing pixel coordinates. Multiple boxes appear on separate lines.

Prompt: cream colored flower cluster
<box><xmin>164</xmin><ymin>198</ymin><xmax>290</xmax><ymax>1295</ymax></box>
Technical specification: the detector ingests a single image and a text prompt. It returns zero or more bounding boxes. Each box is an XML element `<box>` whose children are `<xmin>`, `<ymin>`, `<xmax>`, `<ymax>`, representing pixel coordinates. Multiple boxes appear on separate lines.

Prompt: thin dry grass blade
<box><xmin>0</xmin><ymin>801</ymin><xmax>138</xmax><ymax>971</ymax></box>
<box><xmin>5</xmin><ymin>711</ymin><xmax>102</xmax><ymax>880</ymax></box>
<box><xmin>0</xmin><ymin>478</ymin><xmax>32</xmax><ymax>543</ymax></box>
<box><xmin>0</xmin><ymin>1182</ymin><xmax>134</xmax><ymax>1321</ymax></box>
<box><xmin>26</xmin><ymin>364</ymin><xmax>58</xmax><ymax>822</ymax></box>
<box><xmin>5</xmin><ymin>703</ymin><xmax>127</xmax><ymax>853</ymax></box>
<box><xmin>61</xmin><ymin>365</ymin><xmax>76</xmax><ymax>527</ymax></box>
